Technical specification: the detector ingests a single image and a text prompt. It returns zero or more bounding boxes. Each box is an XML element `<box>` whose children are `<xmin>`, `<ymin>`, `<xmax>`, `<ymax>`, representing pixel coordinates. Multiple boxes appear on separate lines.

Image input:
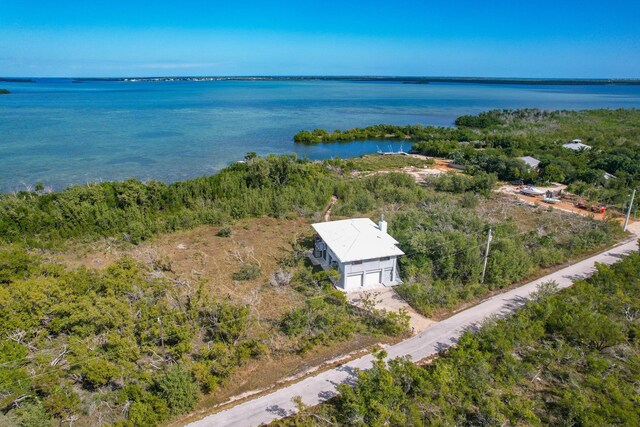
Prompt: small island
<box><xmin>0</xmin><ymin>89</ymin><xmax>10</xmax><ymax>95</ymax></box>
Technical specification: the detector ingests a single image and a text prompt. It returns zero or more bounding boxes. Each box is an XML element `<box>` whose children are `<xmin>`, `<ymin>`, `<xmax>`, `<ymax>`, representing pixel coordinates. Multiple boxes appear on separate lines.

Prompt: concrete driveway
<box><xmin>346</xmin><ymin>287</ymin><xmax>435</xmax><ymax>333</ymax></box>
<box><xmin>187</xmin><ymin>236</ymin><xmax>639</xmax><ymax>427</ymax></box>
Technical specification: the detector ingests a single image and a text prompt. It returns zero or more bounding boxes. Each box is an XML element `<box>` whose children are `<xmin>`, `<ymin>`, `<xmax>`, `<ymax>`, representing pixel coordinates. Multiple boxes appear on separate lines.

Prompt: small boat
<box><xmin>543</xmin><ymin>197</ymin><xmax>561</xmax><ymax>204</ymax></box>
<box><xmin>520</xmin><ymin>187</ymin><xmax>545</xmax><ymax>196</ymax></box>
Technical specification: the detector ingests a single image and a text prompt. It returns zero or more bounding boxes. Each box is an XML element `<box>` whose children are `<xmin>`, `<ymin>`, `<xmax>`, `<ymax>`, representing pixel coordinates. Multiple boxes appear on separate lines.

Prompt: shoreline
<box><xmin>71</xmin><ymin>76</ymin><xmax>640</xmax><ymax>85</ymax></box>
<box><xmin>3</xmin><ymin>76</ymin><xmax>640</xmax><ymax>85</ymax></box>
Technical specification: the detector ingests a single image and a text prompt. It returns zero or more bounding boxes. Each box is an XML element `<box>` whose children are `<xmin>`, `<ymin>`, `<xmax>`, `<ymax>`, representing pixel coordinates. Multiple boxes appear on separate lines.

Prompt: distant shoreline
<box><xmin>74</xmin><ymin>76</ymin><xmax>640</xmax><ymax>85</ymax></box>
<box><xmin>2</xmin><ymin>76</ymin><xmax>639</xmax><ymax>86</ymax></box>
<box><xmin>0</xmin><ymin>78</ymin><xmax>35</xmax><ymax>83</ymax></box>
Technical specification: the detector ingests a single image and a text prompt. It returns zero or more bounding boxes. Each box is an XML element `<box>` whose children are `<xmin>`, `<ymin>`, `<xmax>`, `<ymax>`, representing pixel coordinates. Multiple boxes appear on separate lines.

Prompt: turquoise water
<box><xmin>1</xmin><ymin>79</ymin><xmax>639</xmax><ymax>191</ymax></box>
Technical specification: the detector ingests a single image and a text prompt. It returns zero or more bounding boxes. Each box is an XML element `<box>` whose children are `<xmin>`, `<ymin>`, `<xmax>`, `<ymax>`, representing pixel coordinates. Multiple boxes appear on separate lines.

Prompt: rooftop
<box><xmin>312</xmin><ymin>218</ymin><xmax>405</xmax><ymax>263</ymax></box>
<box><xmin>519</xmin><ymin>156</ymin><xmax>540</xmax><ymax>168</ymax></box>
<box><xmin>562</xmin><ymin>141</ymin><xmax>591</xmax><ymax>151</ymax></box>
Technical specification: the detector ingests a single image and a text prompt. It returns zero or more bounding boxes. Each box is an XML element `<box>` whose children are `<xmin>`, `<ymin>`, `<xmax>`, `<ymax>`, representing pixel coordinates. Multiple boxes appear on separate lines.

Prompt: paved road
<box><xmin>188</xmin><ymin>237</ymin><xmax>639</xmax><ymax>427</ymax></box>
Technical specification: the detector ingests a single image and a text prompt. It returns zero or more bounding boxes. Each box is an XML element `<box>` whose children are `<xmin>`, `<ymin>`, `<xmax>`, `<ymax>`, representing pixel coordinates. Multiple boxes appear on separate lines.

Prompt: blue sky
<box><xmin>1</xmin><ymin>0</ymin><xmax>639</xmax><ymax>77</ymax></box>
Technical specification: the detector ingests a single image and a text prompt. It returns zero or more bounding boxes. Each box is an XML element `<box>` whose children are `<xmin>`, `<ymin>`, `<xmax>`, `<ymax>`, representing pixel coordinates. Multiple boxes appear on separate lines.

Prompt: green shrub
<box><xmin>13</xmin><ymin>402</ymin><xmax>52</xmax><ymax>427</ymax></box>
<box><xmin>216</xmin><ymin>226</ymin><xmax>232</xmax><ymax>237</ymax></box>
<box><xmin>232</xmin><ymin>263</ymin><xmax>261</xmax><ymax>281</ymax></box>
<box><xmin>121</xmin><ymin>384</ymin><xmax>171</xmax><ymax>427</ymax></box>
<box><xmin>80</xmin><ymin>358</ymin><xmax>120</xmax><ymax>389</ymax></box>
<box><xmin>152</xmin><ymin>364</ymin><xmax>199</xmax><ymax>416</ymax></box>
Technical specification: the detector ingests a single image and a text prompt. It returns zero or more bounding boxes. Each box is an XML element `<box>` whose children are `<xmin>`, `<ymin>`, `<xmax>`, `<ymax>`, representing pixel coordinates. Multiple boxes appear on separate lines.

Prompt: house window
<box><xmin>352</xmin><ymin>260</ymin><xmax>362</xmax><ymax>265</ymax></box>
<box><xmin>380</xmin><ymin>257</ymin><xmax>390</xmax><ymax>261</ymax></box>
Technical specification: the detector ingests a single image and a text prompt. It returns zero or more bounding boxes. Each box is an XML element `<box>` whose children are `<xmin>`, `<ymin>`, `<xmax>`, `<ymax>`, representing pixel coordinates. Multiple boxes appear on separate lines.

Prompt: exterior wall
<box><xmin>325</xmin><ymin>246</ymin><xmax>338</xmax><ymax>267</ymax></box>
<box><xmin>340</xmin><ymin>256</ymin><xmax>400</xmax><ymax>290</ymax></box>
<box><xmin>314</xmin><ymin>237</ymin><xmax>402</xmax><ymax>291</ymax></box>
<box><xmin>343</xmin><ymin>257</ymin><xmax>396</xmax><ymax>276</ymax></box>
<box><xmin>314</xmin><ymin>239</ymin><xmax>339</xmax><ymax>267</ymax></box>
<box><xmin>314</xmin><ymin>238</ymin><xmax>343</xmax><ymax>284</ymax></box>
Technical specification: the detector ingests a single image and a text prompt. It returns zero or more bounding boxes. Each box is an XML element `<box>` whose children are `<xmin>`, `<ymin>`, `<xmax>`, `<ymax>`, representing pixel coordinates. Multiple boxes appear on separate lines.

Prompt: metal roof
<box><xmin>562</xmin><ymin>142</ymin><xmax>591</xmax><ymax>151</ymax></box>
<box><xmin>519</xmin><ymin>156</ymin><xmax>540</xmax><ymax>168</ymax></box>
<box><xmin>312</xmin><ymin>218</ymin><xmax>405</xmax><ymax>263</ymax></box>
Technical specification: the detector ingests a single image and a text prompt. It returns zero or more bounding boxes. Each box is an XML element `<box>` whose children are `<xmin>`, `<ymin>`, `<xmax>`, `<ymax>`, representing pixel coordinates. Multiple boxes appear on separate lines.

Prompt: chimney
<box><xmin>378</xmin><ymin>214</ymin><xmax>387</xmax><ymax>234</ymax></box>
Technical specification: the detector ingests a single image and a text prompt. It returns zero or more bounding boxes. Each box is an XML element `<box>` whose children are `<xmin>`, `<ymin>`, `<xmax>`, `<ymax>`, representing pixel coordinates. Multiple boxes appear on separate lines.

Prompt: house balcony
<box><xmin>307</xmin><ymin>250</ymin><xmax>337</xmax><ymax>270</ymax></box>
<box><xmin>307</xmin><ymin>250</ymin><xmax>325</xmax><ymax>267</ymax></box>
<box><xmin>307</xmin><ymin>250</ymin><xmax>340</xmax><ymax>286</ymax></box>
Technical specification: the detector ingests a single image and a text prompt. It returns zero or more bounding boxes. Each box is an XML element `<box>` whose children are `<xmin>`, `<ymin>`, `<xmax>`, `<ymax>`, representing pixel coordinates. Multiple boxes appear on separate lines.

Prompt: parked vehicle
<box><xmin>520</xmin><ymin>187</ymin><xmax>545</xmax><ymax>196</ymax></box>
<box><xmin>575</xmin><ymin>201</ymin><xmax>606</xmax><ymax>214</ymax></box>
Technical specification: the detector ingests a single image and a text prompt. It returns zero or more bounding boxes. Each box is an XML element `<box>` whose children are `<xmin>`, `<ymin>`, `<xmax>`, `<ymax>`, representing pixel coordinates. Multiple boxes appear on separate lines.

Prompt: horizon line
<box><xmin>4</xmin><ymin>75</ymin><xmax>640</xmax><ymax>82</ymax></box>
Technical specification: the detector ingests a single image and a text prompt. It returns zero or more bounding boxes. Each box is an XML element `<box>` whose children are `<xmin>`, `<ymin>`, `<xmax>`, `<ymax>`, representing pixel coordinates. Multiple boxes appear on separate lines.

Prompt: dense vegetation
<box><xmin>295</xmin><ymin>109</ymin><xmax>640</xmax><ymax>210</ymax></box>
<box><xmin>390</xmin><ymin>191</ymin><xmax>619</xmax><ymax>317</ymax></box>
<box><xmin>0</xmin><ymin>155</ymin><xmax>429</xmax><ymax>248</ymax></box>
<box><xmin>0</xmin><ymin>244</ymin><xmax>408</xmax><ymax>426</ymax></box>
<box><xmin>293</xmin><ymin>124</ymin><xmax>465</xmax><ymax>144</ymax></box>
<box><xmin>280</xmin><ymin>246</ymin><xmax>640</xmax><ymax>426</ymax></box>
<box><xmin>0</xmin><ymin>249</ymin><xmax>260</xmax><ymax>426</ymax></box>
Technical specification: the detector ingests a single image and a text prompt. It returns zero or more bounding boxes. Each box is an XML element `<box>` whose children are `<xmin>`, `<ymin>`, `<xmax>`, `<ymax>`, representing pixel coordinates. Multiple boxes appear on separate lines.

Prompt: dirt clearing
<box><xmin>56</xmin><ymin>217</ymin><xmax>314</xmax><ymax>320</ymax></box>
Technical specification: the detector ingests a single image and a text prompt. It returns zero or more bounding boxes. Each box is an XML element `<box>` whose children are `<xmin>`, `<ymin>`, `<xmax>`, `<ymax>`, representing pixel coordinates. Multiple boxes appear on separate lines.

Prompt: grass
<box><xmin>328</xmin><ymin>154</ymin><xmax>434</xmax><ymax>172</ymax></box>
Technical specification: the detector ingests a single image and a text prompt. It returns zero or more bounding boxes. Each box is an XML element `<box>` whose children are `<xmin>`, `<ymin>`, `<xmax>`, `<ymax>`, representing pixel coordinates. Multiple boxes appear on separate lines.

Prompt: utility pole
<box><xmin>481</xmin><ymin>228</ymin><xmax>493</xmax><ymax>284</ymax></box>
<box><xmin>623</xmin><ymin>188</ymin><xmax>636</xmax><ymax>232</ymax></box>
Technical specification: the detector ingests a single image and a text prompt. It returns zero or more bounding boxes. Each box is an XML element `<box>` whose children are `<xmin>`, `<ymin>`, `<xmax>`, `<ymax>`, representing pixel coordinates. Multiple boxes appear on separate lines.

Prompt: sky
<box><xmin>1</xmin><ymin>0</ymin><xmax>639</xmax><ymax>78</ymax></box>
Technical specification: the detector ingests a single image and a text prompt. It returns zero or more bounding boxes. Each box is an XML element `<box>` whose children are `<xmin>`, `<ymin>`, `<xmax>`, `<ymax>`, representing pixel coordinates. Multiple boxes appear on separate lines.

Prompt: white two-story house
<box><xmin>311</xmin><ymin>217</ymin><xmax>404</xmax><ymax>291</ymax></box>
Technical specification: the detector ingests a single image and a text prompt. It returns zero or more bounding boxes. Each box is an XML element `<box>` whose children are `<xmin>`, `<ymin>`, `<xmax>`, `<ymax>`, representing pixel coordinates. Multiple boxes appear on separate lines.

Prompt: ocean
<box><xmin>1</xmin><ymin>78</ymin><xmax>639</xmax><ymax>192</ymax></box>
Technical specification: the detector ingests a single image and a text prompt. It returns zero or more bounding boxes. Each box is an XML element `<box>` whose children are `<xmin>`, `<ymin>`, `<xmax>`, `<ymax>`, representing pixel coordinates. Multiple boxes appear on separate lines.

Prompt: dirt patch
<box><xmin>56</xmin><ymin>217</ymin><xmax>314</xmax><ymax>321</ymax></box>
<box><xmin>400</xmin><ymin>156</ymin><xmax>464</xmax><ymax>184</ymax></box>
<box><xmin>495</xmin><ymin>183</ymin><xmax>624</xmax><ymax>222</ymax></box>
<box><xmin>352</xmin><ymin>155</ymin><xmax>461</xmax><ymax>184</ymax></box>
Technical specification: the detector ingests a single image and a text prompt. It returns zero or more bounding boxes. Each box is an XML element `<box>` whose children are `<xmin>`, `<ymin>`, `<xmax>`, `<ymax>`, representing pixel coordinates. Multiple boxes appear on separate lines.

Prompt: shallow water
<box><xmin>1</xmin><ymin>79</ymin><xmax>639</xmax><ymax>191</ymax></box>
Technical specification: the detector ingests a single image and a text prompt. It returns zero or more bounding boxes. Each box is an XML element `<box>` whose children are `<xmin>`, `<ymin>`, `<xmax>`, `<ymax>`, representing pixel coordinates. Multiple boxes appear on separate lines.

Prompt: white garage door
<box><xmin>346</xmin><ymin>273</ymin><xmax>363</xmax><ymax>289</ymax></box>
<box><xmin>365</xmin><ymin>270</ymin><xmax>382</xmax><ymax>286</ymax></box>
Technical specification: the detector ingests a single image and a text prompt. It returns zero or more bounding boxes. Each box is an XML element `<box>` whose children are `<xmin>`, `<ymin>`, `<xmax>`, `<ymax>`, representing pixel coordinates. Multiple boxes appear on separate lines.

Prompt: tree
<box><xmin>153</xmin><ymin>364</ymin><xmax>199</xmax><ymax>416</ymax></box>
